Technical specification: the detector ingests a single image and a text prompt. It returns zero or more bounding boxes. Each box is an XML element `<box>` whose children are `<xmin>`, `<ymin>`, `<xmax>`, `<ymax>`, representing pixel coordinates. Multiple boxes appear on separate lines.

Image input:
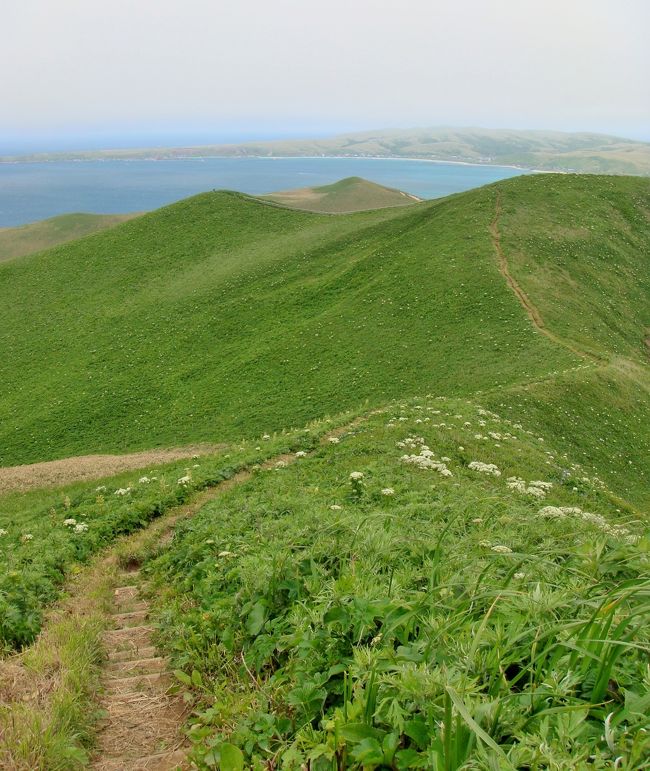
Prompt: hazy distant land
<box><xmin>4</xmin><ymin>127</ymin><xmax>650</xmax><ymax>175</ymax></box>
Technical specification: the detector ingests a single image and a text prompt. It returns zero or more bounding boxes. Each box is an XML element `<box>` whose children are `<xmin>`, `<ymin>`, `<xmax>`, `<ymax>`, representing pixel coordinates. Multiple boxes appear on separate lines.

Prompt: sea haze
<box><xmin>0</xmin><ymin>156</ymin><xmax>527</xmax><ymax>227</ymax></box>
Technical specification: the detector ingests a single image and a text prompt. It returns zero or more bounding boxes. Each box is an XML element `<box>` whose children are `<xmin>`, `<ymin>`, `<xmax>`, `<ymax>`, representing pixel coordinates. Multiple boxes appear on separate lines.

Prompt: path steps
<box><xmin>91</xmin><ymin>575</ymin><xmax>188</xmax><ymax>770</ymax></box>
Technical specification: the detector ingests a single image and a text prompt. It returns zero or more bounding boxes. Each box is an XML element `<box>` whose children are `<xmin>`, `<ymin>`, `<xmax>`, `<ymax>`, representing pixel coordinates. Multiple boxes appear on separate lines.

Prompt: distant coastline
<box><xmin>0</xmin><ymin>153</ymin><xmax>534</xmax><ymax>173</ymax></box>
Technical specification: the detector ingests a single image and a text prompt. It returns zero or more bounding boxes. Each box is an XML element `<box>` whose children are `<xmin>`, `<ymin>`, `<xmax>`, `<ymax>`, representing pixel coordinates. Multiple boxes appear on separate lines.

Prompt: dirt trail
<box><xmin>0</xmin><ymin>444</ymin><xmax>224</xmax><ymax>494</ymax></box>
<box><xmin>1</xmin><ymin>418</ymin><xmax>367</xmax><ymax>770</ymax></box>
<box><xmin>89</xmin><ymin>423</ymin><xmax>364</xmax><ymax>768</ymax></box>
<box><xmin>490</xmin><ymin>193</ymin><xmax>602</xmax><ymax>363</ymax></box>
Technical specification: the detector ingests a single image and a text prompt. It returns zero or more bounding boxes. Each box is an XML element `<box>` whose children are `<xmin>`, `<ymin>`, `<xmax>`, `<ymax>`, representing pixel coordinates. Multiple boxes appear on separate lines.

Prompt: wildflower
<box><xmin>328</xmin><ymin>436</ymin><xmax>340</xmax><ymax>444</ymax></box>
<box><xmin>95</xmin><ymin>485</ymin><xmax>106</xmax><ymax>492</ymax></box>
<box><xmin>513</xmin><ymin>572</ymin><xmax>526</xmax><ymax>579</ymax></box>
<box><xmin>458</xmin><ymin>446</ymin><xmax>465</xmax><ymax>451</ymax></box>
<box><xmin>491</xmin><ymin>545</ymin><xmax>512</xmax><ymax>554</ymax></box>
<box><xmin>275</xmin><ymin>460</ymin><xmax>287</xmax><ymax>469</ymax></box>
<box><xmin>441</xmin><ymin>456</ymin><xmax>451</xmax><ymax>462</ymax></box>
<box><xmin>262</xmin><ymin>434</ymin><xmax>271</xmax><ymax>440</ymax></box>
<box><xmin>177</xmin><ymin>475</ymin><xmax>191</xmax><ymax>485</ymax></box>
<box><xmin>468</xmin><ymin>461</ymin><xmax>501</xmax><ymax>476</ymax></box>
<box><xmin>507</xmin><ymin>477</ymin><xmax>551</xmax><ymax>498</ymax></box>
<box><xmin>21</xmin><ymin>533</ymin><xmax>33</xmax><ymax>542</ymax></box>
<box><xmin>349</xmin><ymin>471</ymin><xmax>364</xmax><ymax>481</ymax></box>
<box><xmin>381</xmin><ymin>488</ymin><xmax>395</xmax><ymax>496</ymax></box>
<box><xmin>63</xmin><ymin>518</ymin><xmax>77</xmax><ymax>527</ymax></box>
<box><xmin>114</xmin><ymin>487</ymin><xmax>131</xmax><ymax>496</ymax></box>
<box><xmin>139</xmin><ymin>476</ymin><xmax>151</xmax><ymax>484</ymax></box>
<box><xmin>74</xmin><ymin>523</ymin><xmax>89</xmax><ymax>533</ymax></box>
<box><xmin>295</xmin><ymin>451</ymin><xmax>307</xmax><ymax>458</ymax></box>
<box><xmin>218</xmin><ymin>550</ymin><xmax>235</xmax><ymax>557</ymax></box>
<box><xmin>0</xmin><ymin>528</ymin><xmax>7</xmax><ymax>536</ymax></box>
<box><xmin>330</xmin><ymin>504</ymin><xmax>343</xmax><ymax>510</ymax></box>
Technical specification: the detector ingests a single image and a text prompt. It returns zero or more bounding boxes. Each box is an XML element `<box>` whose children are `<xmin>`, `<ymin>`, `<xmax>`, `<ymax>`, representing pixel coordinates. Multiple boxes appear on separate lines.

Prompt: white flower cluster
<box><xmin>63</xmin><ymin>518</ymin><xmax>77</xmax><ymax>526</ymax></box>
<box><xmin>491</xmin><ymin>544</ymin><xmax>512</xmax><ymax>554</ymax></box>
<box><xmin>328</xmin><ymin>436</ymin><xmax>340</xmax><ymax>444</ymax></box>
<box><xmin>401</xmin><ymin>451</ymin><xmax>452</xmax><ymax>477</ymax></box>
<box><xmin>0</xmin><ymin>528</ymin><xmax>7</xmax><ymax>537</ymax></box>
<box><xmin>381</xmin><ymin>488</ymin><xmax>395</xmax><ymax>496</ymax></box>
<box><xmin>349</xmin><ymin>471</ymin><xmax>364</xmax><ymax>481</ymax></box>
<box><xmin>506</xmin><ymin>477</ymin><xmax>553</xmax><ymax>498</ymax></box>
<box><xmin>295</xmin><ymin>451</ymin><xmax>307</xmax><ymax>458</ymax></box>
<box><xmin>396</xmin><ymin>436</ymin><xmax>425</xmax><ymax>450</ymax></box>
<box><xmin>74</xmin><ymin>523</ymin><xmax>89</xmax><ymax>533</ymax></box>
<box><xmin>95</xmin><ymin>485</ymin><xmax>106</xmax><ymax>492</ymax></box>
<box><xmin>538</xmin><ymin>506</ymin><xmax>637</xmax><ymax>543</ymax></box>
<box><xmin>21</xmin><ymin>533</ymin><xmax>33</xmax><ymax>542</ymax></box>
<box><xmin>114</xmin><ymin>487</ymin><xmax>132</xmax><ymax>496</ymax></box>
<box><xmin>177</xmin><ymin>475</ymin><xmax>191</xmax><ymax>485</ymax></box>
<box><xmin>139</xmin><ymin>475</ymin><xmax>157</xmax><ymax>484</ymax></box>
<box><xmin>468</xmin><ymin>461</ymin><xmax>501</xmax><ymax>477</ymax></box>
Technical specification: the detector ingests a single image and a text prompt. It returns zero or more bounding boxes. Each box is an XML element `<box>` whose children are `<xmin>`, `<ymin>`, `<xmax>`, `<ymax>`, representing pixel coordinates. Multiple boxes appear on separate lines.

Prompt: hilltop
<box><xmin>0</xmin><ymin>173</ymin><xmax>648</xmax><ymax>508</ymax></box>
<box><xmin>0</xmin><ymin>212</ymin><xmax>137</xmax><ymax>263</ymax></box>
<box><xmin>7</xmin><ymin>127</ymin><xmax>650</xmax><ymax>175</ymax></box>
<box><xmin>263</xmin><ymin>176</ymin><xmax>421</xmax><ymax>212</ymax></box>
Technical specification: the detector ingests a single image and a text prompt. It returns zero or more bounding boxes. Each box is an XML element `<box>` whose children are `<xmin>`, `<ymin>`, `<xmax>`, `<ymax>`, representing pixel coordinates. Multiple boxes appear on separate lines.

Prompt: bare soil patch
<box><xmin>0</xmin><ymin>445</ymin><xmax>224</xmax><ymax>494</ymax></box>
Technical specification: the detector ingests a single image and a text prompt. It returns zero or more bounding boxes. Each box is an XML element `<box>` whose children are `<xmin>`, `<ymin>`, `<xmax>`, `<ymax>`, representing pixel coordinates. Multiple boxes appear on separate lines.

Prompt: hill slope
<box><xmin>0</xmin><ymin>174</ymin><xmax>648</xmax><ymax>507</ymax></box>
<box><xmin>0</xmin><ymin>212</ymin><xmax>137</xmax><ymax>262</ymax></box>
<box><xmin>10</xmin><ymin>128</ymin><xmax>650</xmax><ymax>175</ymax></box>
<box><xmin>262</xmin><ymin>176</ymin><xmax>421</xmax><ymax>212</ymax></box>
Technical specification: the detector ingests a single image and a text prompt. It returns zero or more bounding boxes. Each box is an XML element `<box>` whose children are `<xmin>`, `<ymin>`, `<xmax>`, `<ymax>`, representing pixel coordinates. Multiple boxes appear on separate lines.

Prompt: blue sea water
<box><xmin>0</xmin><ymin>156</ymin><xmax>527</xmax><ymax>227</ymax></box>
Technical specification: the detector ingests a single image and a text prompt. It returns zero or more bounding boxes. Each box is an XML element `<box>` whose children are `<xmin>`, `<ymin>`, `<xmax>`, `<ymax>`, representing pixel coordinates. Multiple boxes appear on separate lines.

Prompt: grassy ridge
<box><xmin>263</xmin><ymin>176</ymin><xmax>421</xmax><ymax>212</ymax></box>
<box><xmin>0</xmin><ymin>212</ymin><xmax>136</xmax><ymax>263</ymax></box>
<box><xmin>0</xmin><ymin>182</ymin><xmax>573</xmax><ymax>466</ymax></box>
<box><xmin>149</xmin><ymin>398</ymin><xmax>649</xmax><ymax>768</ymax></box>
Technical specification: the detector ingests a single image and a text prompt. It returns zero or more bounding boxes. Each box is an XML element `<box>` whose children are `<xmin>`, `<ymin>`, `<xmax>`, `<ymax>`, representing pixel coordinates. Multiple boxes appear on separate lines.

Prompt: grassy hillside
<box><xmin>0</xmin><ymin>174</ymin><xmax>648</xmax><ymax>510</ymax></box>
<box><xmin>8</xmin><ymin>127</ymin><xmax>650</xmax><ymax>175</ymax></box>
<box><xmin>0</xmin><ymin>212</ymin><xmax>137</xmax><ymax>262</ymax></box>
<box><xmin>149</xmin><ymin>398</ymin><xmax>649</xmax><ymax>768</ymax></box>
<box><xmin>263</xmin><ymin>176</ymin><xmax>421</xmax><ymax>212</ymax></box>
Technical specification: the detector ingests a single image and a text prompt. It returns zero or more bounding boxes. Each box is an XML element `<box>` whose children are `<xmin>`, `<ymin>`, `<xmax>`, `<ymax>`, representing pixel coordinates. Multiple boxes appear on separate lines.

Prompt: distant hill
<box><xmin>263</xmin><ymin>176</ymin><xmax>421</xmax><ymax>212</ymax></box>
<box><xmin>0</xmin><ymin>212</ymin><xmax>137</xmax><ymax>262</ymax></box>
<box><xmin>0</xmin><ymin>174</ymin><xmax>648</xmax><ymax>508</ymax></box>
<box><xmin>7</xmin><ymin>127</ymin><xmax>650</xmax><ymax>175</ymax></box>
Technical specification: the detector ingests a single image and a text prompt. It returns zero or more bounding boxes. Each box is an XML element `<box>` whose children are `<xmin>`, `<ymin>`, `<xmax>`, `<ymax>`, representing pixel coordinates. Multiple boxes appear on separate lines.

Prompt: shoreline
<box><xmin>0</xmin><ymin>153</ymin><xmax>537</xmax><ymax>173</ymax></box>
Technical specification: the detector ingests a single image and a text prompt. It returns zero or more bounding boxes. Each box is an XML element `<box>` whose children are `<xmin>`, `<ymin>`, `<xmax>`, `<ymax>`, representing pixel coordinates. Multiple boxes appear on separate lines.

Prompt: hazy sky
<box><xmin>2</xmin><ymin>0</ymin><xmax>649</xmax><ymax>152</ymax></box>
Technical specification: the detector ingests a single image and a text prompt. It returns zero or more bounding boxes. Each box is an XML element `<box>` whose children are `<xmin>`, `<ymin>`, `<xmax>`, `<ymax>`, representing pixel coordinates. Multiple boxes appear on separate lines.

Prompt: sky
<box><xmin>1</xmin><ymin>0</ymin><xmax>649</xmax><ymax>153</ymax></box>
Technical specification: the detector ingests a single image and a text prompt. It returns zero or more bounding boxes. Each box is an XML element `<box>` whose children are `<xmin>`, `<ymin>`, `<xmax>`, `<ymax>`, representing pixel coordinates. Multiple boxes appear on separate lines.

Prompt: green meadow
<box><xmin>0</xmin><ymin>173</ymin><xmax>648</xmax><ymax>768</ymax></box>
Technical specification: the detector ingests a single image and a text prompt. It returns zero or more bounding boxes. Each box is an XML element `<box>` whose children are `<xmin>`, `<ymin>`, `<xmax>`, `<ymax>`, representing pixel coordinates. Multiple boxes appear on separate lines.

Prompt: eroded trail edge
<box><xmin>490</xmin><ymin>192</ymin><xmax>601</xmax><ymax>363</ymax></box>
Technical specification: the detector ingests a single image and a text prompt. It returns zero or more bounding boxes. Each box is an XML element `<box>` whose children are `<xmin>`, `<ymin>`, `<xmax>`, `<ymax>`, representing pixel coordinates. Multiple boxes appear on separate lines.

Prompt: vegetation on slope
<box><xmin>263</xmin><ymin>177</ymin><xmax>421</xmax><ymax>213</ymax></box>
<box><xmin>8</xmin><ymin>128</ymin><xmax>650</xmax><ymax>175</ymax></box>
<box><xmin>149</xmin><ymin>398</ymin><xmax>649</xmax><ymax>769</ymax></box>
<box><xmin>0</xmin><ymin>212</ymin><xmax>136</xmax><ymax>262</ymax></box>
<box><xmin>0</xmin><ymin>181</ymin><xmax>574</xmax><ymax>467</ymax></box>
<box><xmin>0</xmin><ymin>418</ymin><xmax>344</xmax><ymax>649</ymax></box>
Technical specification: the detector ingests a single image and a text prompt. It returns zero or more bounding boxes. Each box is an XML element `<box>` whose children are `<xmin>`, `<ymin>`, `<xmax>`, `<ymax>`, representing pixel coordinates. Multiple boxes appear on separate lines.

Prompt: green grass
<box><xmin>0</xmin><ymin>179</ymin><xmax>575</xmax><ymax>468</ymax></box>
<box><xmin>147</xmin><ymin>398</ymin><xmax>649</xmax><ymax>769</ymax></box>
<box><xmin>0</xmin><ymin>416</ymin><xmax>346</xmax><ymax>650</ymax></box>
<box><xmin>0</xmin><ymin>212</ymin><xmax>137</xmax><ymax>263</ymax></box>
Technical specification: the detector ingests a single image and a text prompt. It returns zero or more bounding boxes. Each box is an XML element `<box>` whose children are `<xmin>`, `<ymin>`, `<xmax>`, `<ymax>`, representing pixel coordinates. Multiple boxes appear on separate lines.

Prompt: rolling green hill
<box><xmin>10</xmin><ymin>127</ymin><xmax>650</xmax><ymax>175</ymax></box>
<box><xmin>0</xmin><ymin>212</ymin><xmax>137</xmax><ymax>263</ymax></box>
<box><xmin>0</xmin><ymin>174</ymin><xmax>648</xmax><ymax>509</ymax></box>
<box><xmin>263</xmin><ymin>176</ymin><xmax>421</xmax><ymax>212</ymax></box>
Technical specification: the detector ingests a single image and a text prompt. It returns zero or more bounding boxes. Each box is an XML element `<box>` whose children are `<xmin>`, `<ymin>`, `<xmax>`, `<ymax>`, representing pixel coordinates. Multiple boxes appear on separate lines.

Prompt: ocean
<box><xmin>0</xmin><ymin>156</ymin><xmax>527</xmax><ymax>227</ymax></box>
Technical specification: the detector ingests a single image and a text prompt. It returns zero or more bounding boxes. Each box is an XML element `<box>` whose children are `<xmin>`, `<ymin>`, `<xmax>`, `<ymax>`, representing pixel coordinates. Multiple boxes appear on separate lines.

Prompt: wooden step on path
<box><xmin>91</xmin><ymin>573</ymin><xmax>189</xmax><ymax>770</ymax></box>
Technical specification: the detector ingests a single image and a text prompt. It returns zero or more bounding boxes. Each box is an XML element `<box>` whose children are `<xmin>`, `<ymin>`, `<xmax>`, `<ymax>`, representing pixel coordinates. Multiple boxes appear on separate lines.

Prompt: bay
<box><xmin>0</xmin><ymin>156</ymin><xmax>527</xmax><ymax>227</ymax></box>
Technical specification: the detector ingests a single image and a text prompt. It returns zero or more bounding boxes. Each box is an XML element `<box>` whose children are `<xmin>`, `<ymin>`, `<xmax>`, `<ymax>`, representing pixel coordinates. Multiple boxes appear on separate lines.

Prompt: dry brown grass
<box><xmin>0</xmin><ymin>444</ymin><xmax>224</xmax><ymax>494</ymax></box>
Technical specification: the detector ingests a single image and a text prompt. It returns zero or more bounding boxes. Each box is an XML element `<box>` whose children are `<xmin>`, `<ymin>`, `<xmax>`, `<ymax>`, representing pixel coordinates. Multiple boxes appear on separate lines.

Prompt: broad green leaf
<box><xmin>219</xmin><ymin>742</ymin><xmax>244</xmax><ymax>771</ymax></box>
